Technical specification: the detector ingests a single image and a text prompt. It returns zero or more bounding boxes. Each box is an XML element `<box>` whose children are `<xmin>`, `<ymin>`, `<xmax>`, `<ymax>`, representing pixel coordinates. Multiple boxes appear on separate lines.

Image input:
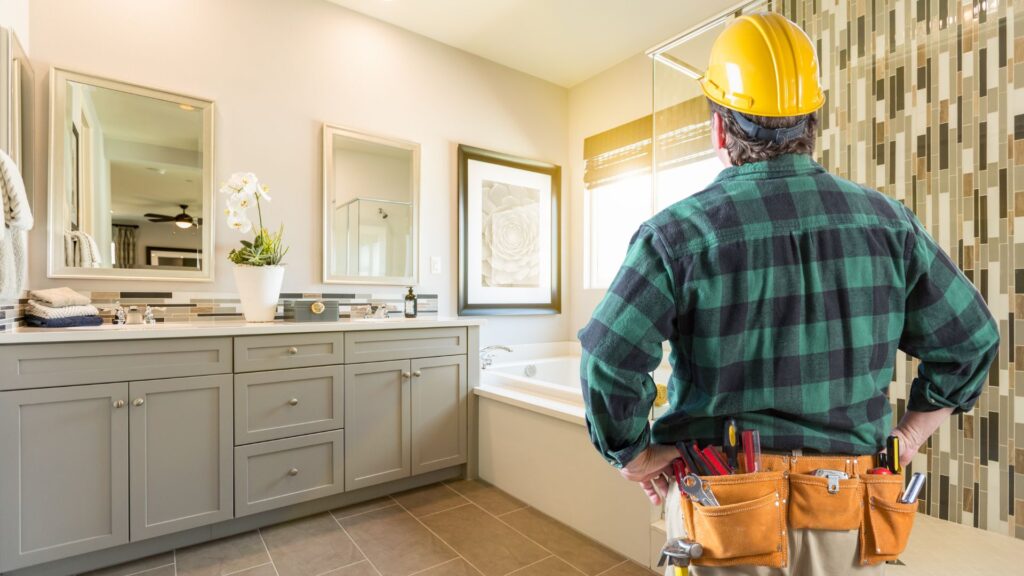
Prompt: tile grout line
<box><xmin>223</xmin><ymin>561</ymin><xmax>274</xmax><ymax>576</ymax></box>
<box><xmin>257</xmin><ymin>528</ymin><xmax>281</xmax><ymax>576</ymax></box>
<box><xmin>173</xmin><ymin>549</ymin><xmax>177</xmax><ymax>576</ymax></box>
<box><xmin>115</xmin><ymin>563</ymin><xmax>177</xmax><ymax>576</ymax></box>
<box><xmin>330</xmin><ymin>502</ymin><xmax>401</xmax><ymax>523</ymax></box>
<box><xmin>501</xmin><ymin>554</ymin><xmax>554</xmax><ymax>576</ymax></box>
<box><xmin>594</xmin><ymin>559</ymin><xmax>631</xmax><ymax>576</ymax></box>
<box><xmin>313</xmin><ymin>558</ymin><xmax>376</xmax><ymax>576</ymax></box>
<box><xmin>415</xmin><ymin>501</ymin><xmax>473</xmax><ymax>519</ymax></box>
<box><xmin>406</xmin><ymin>557</ymin><xmax>466</xmax><ymax>576</ymax></box>
<box><xmin>486</xmin><ymin>506</ymin><xmax>590</xmax><ymax>576</ymax></box>
<box><xmin>495</xmin><ymin>505</ymin><xmax>530</xmax><ymax>517</ymax></box>
<box><xmin>331</xmin><ymin>513</ymin><xmax>385</xmax><ymax>576</ymax></box>
<box><xmin>390</xmin><ymin>497</ymin><xmax>489</xmax><ymax>576</ymax></box>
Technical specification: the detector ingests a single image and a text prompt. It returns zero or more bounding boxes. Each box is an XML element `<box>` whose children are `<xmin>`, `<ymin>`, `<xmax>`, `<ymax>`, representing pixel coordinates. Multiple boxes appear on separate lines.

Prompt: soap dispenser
<box><xmin>404</xmin><ymin>287</ymin><xmax>418</xmax><ymax>318</ymax></box>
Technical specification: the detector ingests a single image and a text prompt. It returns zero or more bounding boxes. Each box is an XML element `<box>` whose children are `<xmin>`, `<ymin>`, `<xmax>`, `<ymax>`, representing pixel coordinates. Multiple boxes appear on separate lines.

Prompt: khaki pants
<box><xmin>664</xmin><ymin>483</ymin><xmax>884</xmax><ymax>576</ymax></box>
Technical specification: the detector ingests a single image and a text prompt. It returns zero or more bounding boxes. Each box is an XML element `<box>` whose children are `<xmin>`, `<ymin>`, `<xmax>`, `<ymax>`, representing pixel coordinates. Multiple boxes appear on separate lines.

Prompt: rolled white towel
<box><xmin>27</xmin><ymin>300</ymin><xmax>100</xmax><ymax>319</ymax></box>
<box><xmin>30</xmin><ymin>287</ymin><xmax>91</xmax><ymax>307</ymax></box>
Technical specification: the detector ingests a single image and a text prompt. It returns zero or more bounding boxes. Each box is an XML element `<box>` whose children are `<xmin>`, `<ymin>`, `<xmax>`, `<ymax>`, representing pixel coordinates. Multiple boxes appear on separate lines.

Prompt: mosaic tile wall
<box><xmin>0</xmin><ymin>290</ymin><xmax>437</xmax><ymax>331</ymax></box>
<box><xmin>777</xmin><ymin>0</ymin><xmax>1021</xmax><ymax>538</ymax></box>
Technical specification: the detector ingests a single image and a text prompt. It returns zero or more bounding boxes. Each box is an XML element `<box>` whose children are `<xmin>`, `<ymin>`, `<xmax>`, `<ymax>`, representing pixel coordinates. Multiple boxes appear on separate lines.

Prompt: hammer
<box><xmin>658</xmin><ymin>538</ymin><xmax>703</xmax><ymax>575</ymax></box>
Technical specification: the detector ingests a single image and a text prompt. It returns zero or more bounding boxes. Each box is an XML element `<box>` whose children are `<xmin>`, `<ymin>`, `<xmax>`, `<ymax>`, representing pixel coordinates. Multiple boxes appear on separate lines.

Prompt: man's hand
<box><xmin>621</xmin><ymin>444</ymin><xmax>678</xmax><ymax>505</ymax></box>
<box><xmin>890</xmin><ymin>407</ymin><xmax>955</xmax><ymax>468</ymax></box>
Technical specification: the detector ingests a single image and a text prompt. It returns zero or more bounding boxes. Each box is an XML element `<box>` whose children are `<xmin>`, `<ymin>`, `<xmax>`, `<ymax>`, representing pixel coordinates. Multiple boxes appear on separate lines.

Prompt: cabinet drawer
<box><xmin>234</xmin><ymin>333</ymin><xmax>344</xmax><ymax>373</ymax></box>
<box><xmin>234</xmin><ymin>430</ymin><xmax>345</xmax><ymax>517</ymax></box>
<box><xmin>235</xmin><ymin>366</ymin><xmax>344</xmax><ymax>445</ymax></box>
<box><xmin>344</xmin><ymin>328</ymin><xmax>467</xmax><ymax>363</ymax></box>
<box><xmin>0</xmin><ymin>338</ymin><xmax>231</xmax><ymax>390</ymax></box>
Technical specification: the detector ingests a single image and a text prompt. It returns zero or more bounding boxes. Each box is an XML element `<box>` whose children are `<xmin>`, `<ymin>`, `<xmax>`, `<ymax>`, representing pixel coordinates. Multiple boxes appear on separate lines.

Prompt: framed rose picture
<box><xmin>458</xmin><ymin>145</ymin><xmax>561</xmax><ymax>316</ymax></box>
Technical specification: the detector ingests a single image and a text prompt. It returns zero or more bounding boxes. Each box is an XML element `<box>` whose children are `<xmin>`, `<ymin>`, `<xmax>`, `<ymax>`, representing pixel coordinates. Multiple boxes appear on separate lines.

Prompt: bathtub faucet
<box><xmin>480</xmin><ymin>345</ymin><xmax>513</xmax><ymax>369</ymax></box>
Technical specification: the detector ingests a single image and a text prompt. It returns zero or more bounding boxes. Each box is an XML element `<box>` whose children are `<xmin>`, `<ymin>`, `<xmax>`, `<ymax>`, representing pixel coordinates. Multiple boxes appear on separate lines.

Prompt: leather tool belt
<box><xmin>678</xmin><ymin>453</ymin><xmax>916</xmax><ymax>568</ymax></box>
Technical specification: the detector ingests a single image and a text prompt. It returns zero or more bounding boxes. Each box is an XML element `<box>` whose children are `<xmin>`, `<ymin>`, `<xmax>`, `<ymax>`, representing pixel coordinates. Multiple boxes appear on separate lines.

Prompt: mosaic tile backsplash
<box><xmin>776</xmin><ymin>0</ymin><xmax>1021</xmax><ymax>538</ymax></box>
<box><xmin>0</xmin><ymin>290</ymin><xmax>437</xmax><ymax>331</ymax></box>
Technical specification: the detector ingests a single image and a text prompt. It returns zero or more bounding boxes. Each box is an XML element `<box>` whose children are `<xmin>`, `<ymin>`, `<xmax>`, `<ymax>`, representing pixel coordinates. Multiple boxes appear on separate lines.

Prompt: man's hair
<box><xmin>708</xmin><ymin>99</ymin><xmax>818</xmax><ymax>166</ymax></box>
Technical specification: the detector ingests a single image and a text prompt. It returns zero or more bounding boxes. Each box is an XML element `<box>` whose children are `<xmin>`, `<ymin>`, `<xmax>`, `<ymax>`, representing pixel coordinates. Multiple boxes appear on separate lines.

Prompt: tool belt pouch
<box><xmin>788</xmin><ymin>472</ymin><xmax>863</xmax><ymax>531</ymax></box>
<box><xmin>682</xmin><ymin>471</ymin><xmax>788</xmax><ymax>568</ymax></box>
<box><xmin>858</xmin><ymin>474</ymin><xmax>917</xmax><ymax>565</ymax></box>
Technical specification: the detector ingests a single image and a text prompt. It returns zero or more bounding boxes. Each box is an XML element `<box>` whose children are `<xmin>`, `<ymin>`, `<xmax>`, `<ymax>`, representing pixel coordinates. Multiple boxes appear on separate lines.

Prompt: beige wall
<box><xmin>0</xmin><ymin>0</ymin><xmax>28</xmax><ymax>50</ymax></box>
<box><xmin>27</xmin><ymin>0</ymin><xmax>569</xmax><ymax>345</ymax></box>
<box><xmin>567</xmin><ymin>54</ymin><xmax>653</xmax><ymax>336</ymax></box>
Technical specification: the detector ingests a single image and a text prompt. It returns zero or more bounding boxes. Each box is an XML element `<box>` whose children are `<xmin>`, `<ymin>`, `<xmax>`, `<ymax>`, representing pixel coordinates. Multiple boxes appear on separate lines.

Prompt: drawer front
<box><xmin>234</xmin><ymin>430</ymin><xmax>345</xmax><ymax>517</ymax></box>
<box><xmin>0</xmin><ymin>338</ymin><xmax>232</xmax><ymax>391</ymax></box>
<box><xmin>234</xmin><ymin>333</ymin><xmax>344</xmax><ymax>373</ymax></box>
<box><xmin>235</xmin><ymin>366</ymin><xmax>344</xmax><ymax>445</ymax></box>
<box><xmin>344</xmin><ymin>328</ymin><xmax>467</xmax><ymax>364</ymax></box>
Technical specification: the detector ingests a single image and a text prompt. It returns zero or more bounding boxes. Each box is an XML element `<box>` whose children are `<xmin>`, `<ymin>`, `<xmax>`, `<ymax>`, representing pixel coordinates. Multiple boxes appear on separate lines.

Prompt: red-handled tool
<box><xmin>701</xmin><ymin>446</ymin><xmax>731</xmax><ymax>475</ymax></box>
<box><xmin>742</xmin><ymin>430</ymin><xmax>761</xmax><ymax>473</ymax></box>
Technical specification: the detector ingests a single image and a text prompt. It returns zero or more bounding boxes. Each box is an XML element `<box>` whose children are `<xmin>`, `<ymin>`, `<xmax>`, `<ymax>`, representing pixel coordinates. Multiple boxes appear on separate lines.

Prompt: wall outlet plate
<box><xmin>430</xmin><ymin>256</ymin><xmax>442</xmax><ymax>274</ymax></box>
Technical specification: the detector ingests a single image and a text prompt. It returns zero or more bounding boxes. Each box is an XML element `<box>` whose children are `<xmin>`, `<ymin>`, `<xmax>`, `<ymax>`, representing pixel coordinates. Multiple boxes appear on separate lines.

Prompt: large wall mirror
<box><xmin>48</xmin><ymin>68</ymin><xmax>214</xmax><ymax>280</ymax></box>
<box><xmin>0</xmin><ymin>27</ymin><xmax>33</xmax><ymax>207</ymax></box>
<box><xmin>323</xmin><ymin>124</ymin><xmax>419</xmax><ymax>285</ymax></box>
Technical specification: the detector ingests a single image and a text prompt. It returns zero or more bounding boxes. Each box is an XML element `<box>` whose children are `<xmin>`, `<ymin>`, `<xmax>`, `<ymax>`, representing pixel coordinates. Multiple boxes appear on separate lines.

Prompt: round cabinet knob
<box><xmin>412</xmin><ymin>370</ymin><xmax>422</xmax><ymax>377</ymax></box>
<box><xmin>132</xmin><ymin>398</ymin><xmax>145</xmax><ymax>407</ymax></box>
<box><xmin>288</xmin><ymin>398</ymin><xmax>299</xmax><ymax>406</ymax></box>
<box><xmin>113</xmin><ymin>400</ymin><xmax>126</xmax><ymax>409</ymax></box>
<box><xmin>401</xmin><ymin>371</ymin><xmax>411</xmax><ymax>379</ymax></box>
<box><xmin>310</xmin><ymin>301</ymin><xmax>325</xmax><ymax>315</ymax></box>
<box><xmin>287</xmin><ymin>347</ymin><xmax>299</xmax><ymax>355</ymax></box>
<box><xmin>288</xmin><ymin>468</ymin><xmax>299</xmax><ymax>476</ymax></box>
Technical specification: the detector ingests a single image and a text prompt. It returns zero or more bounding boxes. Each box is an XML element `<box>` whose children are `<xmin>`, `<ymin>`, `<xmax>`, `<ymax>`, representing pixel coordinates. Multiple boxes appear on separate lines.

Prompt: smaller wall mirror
<box><xmin>48</xmin><ymin>68</ymin><xmax>214</xmax><ymax>281</ymax></box>
<box><xmin>323</xmin><ymin>124</ymin><xmax>419</xmax><ymax>285</ymax></box>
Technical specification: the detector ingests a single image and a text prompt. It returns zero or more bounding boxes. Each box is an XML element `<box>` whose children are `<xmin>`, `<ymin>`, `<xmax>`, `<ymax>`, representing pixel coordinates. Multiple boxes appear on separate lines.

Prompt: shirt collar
<box><xmin>712</xmin><ymin>153</ymin><xmax>825</xmax><ymax>183</ymax></box>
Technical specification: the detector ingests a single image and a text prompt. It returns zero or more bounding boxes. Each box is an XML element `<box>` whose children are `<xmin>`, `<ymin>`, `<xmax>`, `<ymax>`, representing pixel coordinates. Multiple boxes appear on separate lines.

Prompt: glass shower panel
<box><xmin>333</xmin><ymin>198</ymin><xmax>412</xmax><ymax>278</ymax></box>
<box><xmin>651</xmin><ymin>1</ymin><xmax>769</xmax><ymax>208</ymax></box>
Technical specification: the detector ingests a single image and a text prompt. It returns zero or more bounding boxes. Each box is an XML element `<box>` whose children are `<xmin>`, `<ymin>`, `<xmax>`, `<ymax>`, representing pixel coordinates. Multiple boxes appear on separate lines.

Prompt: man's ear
<box><xmin>711</xmin><ymin>112</ymin><xmax>728</xmax><ymax>150</ymax></box>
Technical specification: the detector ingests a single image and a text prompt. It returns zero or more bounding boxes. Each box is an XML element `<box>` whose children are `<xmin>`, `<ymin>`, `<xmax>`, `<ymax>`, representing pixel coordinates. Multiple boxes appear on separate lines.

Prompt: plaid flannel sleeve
<box><xmin>578</xmin><ymin>224</ymin><xmax>679</xmax><ymax>468</ymax></box>
<box><xmin>899</xmin><ymin>213</ymin><xmax>1000</xmax><ymax>414</ymax></box>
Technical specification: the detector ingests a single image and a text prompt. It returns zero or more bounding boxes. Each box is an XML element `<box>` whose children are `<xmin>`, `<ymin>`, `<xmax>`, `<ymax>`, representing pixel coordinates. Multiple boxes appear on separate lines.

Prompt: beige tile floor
<box><xmin>81</xmin><ymin>480</ymin><xmax>655</xmax><ymax>576</ymax></box>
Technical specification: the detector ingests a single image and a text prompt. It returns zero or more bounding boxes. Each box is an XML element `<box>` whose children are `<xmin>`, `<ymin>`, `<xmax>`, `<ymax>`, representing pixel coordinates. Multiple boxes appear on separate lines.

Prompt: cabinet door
<box><xmin>345</xmin><ymin>360</ymin><xmax>411</xmax><ymax>490</ymax></box>
<box><xmin>411</xmin><ymin>355</ymin><xmax>467</xmax><ymax>474</ymax></box>
<box><xmin>0</xmin><ymin>383</ymin><xmax>129</xmax><ymax>571</ymax></box>
<box><xmin>129</xmin><ymin>375</ymin><xmax>232</xmax><ymax>540</ymax></box>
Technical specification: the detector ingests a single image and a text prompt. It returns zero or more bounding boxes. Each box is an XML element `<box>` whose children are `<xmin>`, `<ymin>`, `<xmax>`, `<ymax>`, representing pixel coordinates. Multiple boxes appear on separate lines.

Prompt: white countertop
<box><xmin>0</xmin><ymin>317</ymin><xmax>485</xmax><ymax>344</ymax></box>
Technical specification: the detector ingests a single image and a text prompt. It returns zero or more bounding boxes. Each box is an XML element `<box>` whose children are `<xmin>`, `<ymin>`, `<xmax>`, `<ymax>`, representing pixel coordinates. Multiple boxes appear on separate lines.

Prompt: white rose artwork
<box><xmin>481</xmin><ymin>180</ymin><xmax>540</xmax><ymax>288</ymax></box>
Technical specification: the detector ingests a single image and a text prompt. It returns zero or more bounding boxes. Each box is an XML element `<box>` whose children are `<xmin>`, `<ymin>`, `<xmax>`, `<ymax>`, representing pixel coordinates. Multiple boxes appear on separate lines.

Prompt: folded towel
<box><xmin>30</xmin><ymin>287</ymin><xmax>91</xmax><ymax>307</ymax></box>
<box><xmin>25</xmin><ymin>315</ymin><xmax>104</xmax><ymax>328</ymax></box>
<box><xmin>27</xmin><ymin>300</ymin><xmax>100</xmax><ymax>319</ymax></box>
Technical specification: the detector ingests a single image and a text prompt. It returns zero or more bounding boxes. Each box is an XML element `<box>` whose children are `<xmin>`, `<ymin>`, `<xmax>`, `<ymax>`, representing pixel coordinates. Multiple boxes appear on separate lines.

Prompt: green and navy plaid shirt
<box><xmin>579</xmin><ymin>154</ymin><xmax>999</xmax><ymax>468</ymax></box>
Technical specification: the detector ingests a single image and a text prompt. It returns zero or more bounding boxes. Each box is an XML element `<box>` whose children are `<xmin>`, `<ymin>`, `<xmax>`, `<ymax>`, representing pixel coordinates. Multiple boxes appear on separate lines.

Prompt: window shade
<box><xmin>583</xmin><ymin>115</ymin><xmax>652</xmax><ymax>189</ymax></box>
<box><xmin>654</xmin><ymin>96</ymin><xmax>714</xmax><ymax>169</ymax></box>
<box><xmin>583</xmin><ymin>95</ymin><xmax>714</xmax><ymax>189</ymax></box>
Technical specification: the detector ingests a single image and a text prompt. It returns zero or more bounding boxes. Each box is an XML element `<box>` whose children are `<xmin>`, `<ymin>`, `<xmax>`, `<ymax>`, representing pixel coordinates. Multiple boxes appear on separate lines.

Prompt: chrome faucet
<box><xmin>143</xmin><ymin>305</ymin><xmax>159</xmax><ymax>325</ymax></box>
<box><xmin>480</xmin><ymin>345</ymin><xmax>513</xmax><ymax>369</ymax></box>
<box><xmin>112</xmin><ymin>302</ymin><xmax>127</xmax><ymax>325</ymax></box>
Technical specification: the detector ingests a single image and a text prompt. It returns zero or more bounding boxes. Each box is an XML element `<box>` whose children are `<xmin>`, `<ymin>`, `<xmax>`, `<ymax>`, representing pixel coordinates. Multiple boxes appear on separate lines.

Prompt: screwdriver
<box><xmin>723</xmin><ymin>418</ymin><xmax>739</xmax><ymax>470</ymax></box>
<box><xmin>887</xmin><ymin>435</ymin><xmax>902</xmax><ymax>475</ymax></box>
<box><xmin>742</xmin><ymin>430</ymin><xmax>761</xmax><ymax>473</ymax></box>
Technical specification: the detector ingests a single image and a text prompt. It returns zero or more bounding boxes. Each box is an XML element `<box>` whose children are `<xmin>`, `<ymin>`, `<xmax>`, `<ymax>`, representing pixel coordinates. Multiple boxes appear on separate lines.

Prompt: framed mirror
<box><xmin>0</xmin><ymin>27</ymin><xmax>33</xmax><ymax>207</ymax></box>
<box><xmin>47</xmin><ymin>68</ymin><xmax>214</xmax><ymax>281</ymax></box>
<box><xmin>322</xmin><ymin>124</ymin><xmax>419</xmax><ymax>285</ymax></box>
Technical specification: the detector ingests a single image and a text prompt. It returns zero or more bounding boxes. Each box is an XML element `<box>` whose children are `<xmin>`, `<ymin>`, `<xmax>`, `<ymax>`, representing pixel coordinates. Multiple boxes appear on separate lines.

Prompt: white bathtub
<box><xmin>473</xmin><ymin>343</ymin><xmax>660</xmax><ymax>568</ymax></box>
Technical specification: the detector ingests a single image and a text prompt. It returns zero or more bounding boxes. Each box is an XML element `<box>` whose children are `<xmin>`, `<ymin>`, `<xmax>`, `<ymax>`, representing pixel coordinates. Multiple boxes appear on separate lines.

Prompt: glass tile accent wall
<box><xmin>778</xmin><ymin>0</ymin><xmax>1020</xmax><ymax>537</ymax></box>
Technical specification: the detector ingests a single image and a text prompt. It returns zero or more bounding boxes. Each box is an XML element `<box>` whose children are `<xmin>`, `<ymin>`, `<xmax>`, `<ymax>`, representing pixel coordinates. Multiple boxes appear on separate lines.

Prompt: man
<box><xmin>579</xmin><ymin>12</ymin><xmax>999</xmax><ymax>575</ymax></box>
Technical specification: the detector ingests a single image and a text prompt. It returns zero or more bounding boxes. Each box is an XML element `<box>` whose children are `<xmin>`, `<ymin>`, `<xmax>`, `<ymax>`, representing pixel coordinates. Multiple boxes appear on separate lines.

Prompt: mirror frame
<box><xmin>47</xmin><ymin>67</ymin><xmax>215</xmax><ymax>281</ymax></box>
<box><xmin>321</xmin><ymin>124</ymin><xmax>420</xmax><ymax>286</ymax></box>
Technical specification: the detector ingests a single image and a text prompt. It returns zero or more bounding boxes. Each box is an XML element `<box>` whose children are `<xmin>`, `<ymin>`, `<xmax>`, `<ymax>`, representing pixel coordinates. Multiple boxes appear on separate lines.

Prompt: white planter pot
<box><xmin>233</xmin><ymin>265</ymin><xmax>285</xmax><ymax>322</ymax></box>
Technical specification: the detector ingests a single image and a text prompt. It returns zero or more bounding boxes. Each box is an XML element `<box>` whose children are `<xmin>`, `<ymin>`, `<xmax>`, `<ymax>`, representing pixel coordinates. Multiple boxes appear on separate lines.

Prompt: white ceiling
<box><xmin>326</xmin><ymin>0</ymin><xmax>741</xmax><ymax>87</ymax></box>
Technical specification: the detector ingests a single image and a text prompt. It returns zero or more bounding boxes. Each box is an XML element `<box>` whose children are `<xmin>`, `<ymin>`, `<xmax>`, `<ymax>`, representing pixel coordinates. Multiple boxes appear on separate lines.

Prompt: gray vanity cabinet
<box><xmin>0</xmin><ymin>383</ymin><xmax>130</xmax><ymax>571</ymax></box>
<box><xmin>411</xmin><ymin>355</ymin><xmax>468</xmax><ymax>475</ymax></box>
<box><xmin>129</xmin><ymin>375</ymin><xmax>233</xmax><ymax>540</ymax></box>
<box><xmin>345</xmin><ymin>360</ymin><xmax>412</xmax><ymax>490</ymax></box>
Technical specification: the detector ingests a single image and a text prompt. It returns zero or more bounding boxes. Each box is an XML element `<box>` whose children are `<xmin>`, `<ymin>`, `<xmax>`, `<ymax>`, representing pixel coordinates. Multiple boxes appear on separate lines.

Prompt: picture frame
<box><xmin>458</xmin><ymin>144</ymin><xmax>561</xmax><ymax>316</ymax></box>
<box><xmin>146</xmin><ymin>246</ymin><xmax>202</xmax><ymax>270</ymax></box>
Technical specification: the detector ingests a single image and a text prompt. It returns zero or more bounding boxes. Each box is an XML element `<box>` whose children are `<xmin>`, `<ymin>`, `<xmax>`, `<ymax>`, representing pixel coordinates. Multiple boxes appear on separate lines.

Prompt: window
<box><xmin>585</xmin><ymin>174</ymin><xmax>652</xmax><ymax>289</ymax></box>
<box><xmin>583</xmin><ymin>96</ymin><xmax>719</xmax><ymax>290</ymax></box>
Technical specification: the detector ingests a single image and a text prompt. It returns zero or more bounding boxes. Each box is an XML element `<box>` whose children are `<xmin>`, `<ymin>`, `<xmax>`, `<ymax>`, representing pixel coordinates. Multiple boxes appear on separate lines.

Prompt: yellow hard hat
<box><xmin>700</xmin><ymin>12</ymin><xmax>825</xmax><ymax>117</ymax></box>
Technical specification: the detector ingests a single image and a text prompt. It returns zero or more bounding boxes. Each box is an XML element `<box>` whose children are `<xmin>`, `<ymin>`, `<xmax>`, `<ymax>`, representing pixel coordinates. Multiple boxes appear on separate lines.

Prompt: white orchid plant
<box><xmin>219</xmin><ymin>172</ymin><xmax>288</xmax><ymax>267</ymax></box>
